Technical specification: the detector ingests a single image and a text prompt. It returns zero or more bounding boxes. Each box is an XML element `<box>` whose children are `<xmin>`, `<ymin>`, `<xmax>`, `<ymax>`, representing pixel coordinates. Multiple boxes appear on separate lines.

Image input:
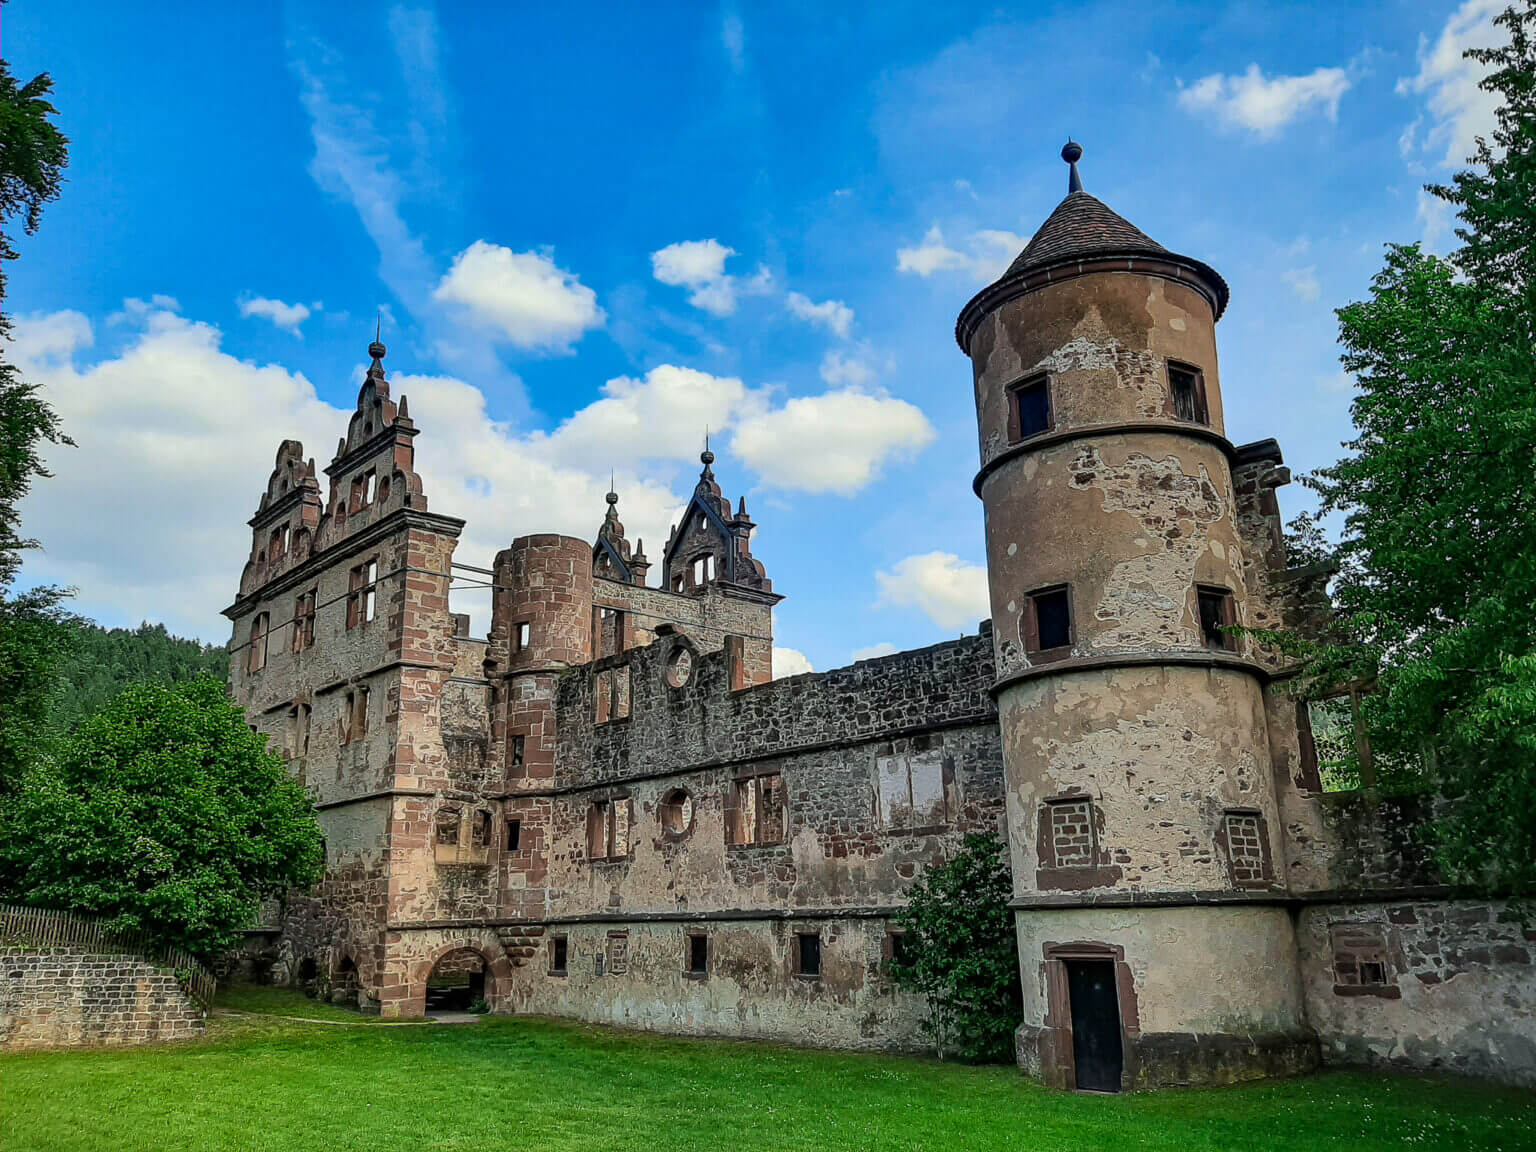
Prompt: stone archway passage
<box><xmin>425</xmin><ymin>948</ymin><xmax>487</xmax><ymax>1012</ymax></box>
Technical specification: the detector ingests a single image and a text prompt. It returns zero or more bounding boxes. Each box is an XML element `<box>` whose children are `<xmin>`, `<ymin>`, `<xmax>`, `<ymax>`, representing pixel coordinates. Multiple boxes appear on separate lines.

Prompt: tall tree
<box><xmin>1304</xmin><ymin>2</ymin><xmax>1536</xmax><ymax>901</ymax></box>
<box><xmin>0</xmin><ymin>677</ymin><xmax>323</xmax><ymax>959</ymax></box>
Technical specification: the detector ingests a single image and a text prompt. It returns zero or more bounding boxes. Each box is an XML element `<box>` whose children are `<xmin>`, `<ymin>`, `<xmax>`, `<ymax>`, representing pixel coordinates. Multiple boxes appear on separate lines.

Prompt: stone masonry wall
<box><xmin>1</xmin><ymin>947</ymin><xmax>205</xmax><ymax>1050</ymax></box>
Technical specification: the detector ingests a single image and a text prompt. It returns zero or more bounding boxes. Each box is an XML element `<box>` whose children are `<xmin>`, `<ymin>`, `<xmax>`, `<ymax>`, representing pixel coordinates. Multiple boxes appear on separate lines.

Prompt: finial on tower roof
<box><xmin>701</xmin><ymin>428</ymin><xmax>715</xmax><ymax>471</ymax></box>
<box><xmin>367</xmin><ymin>315</ymin><xmax>387</xmax><ymax>378</ymax></box>
<box><xmin>1063</xmin><ymin>139</ymin><xmax>1084</xmax><ymax>194</ymax></box>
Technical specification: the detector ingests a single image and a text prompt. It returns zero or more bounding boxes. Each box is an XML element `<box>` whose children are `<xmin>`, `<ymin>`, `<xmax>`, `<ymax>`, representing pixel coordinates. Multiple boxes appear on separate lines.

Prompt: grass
<box><xmin>3</xmin><ymin>987</ymin><xmax>1533</xmax><ymax>1152</ymax></box>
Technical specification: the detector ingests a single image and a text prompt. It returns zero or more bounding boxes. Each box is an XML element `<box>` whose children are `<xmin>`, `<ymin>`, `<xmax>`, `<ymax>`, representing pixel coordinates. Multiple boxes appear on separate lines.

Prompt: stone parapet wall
<box><xmin>1</xmin><ymin>946</ymin><xmax>205</xmax><ymax>1050</ymax></box>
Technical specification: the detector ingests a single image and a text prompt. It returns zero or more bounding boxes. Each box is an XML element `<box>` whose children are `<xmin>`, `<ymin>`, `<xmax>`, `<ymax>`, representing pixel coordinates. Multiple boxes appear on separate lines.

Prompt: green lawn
<box><xmin>3</xmin><ymin>987</ymin><xmax>1532</xmax><ymax>1152</ymax></box>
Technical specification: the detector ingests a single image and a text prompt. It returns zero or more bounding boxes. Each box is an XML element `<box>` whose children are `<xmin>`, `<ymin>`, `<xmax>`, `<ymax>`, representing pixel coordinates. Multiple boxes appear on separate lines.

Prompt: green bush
<box><xmin>890</xmin><ymin>831</ymin><xmax>1021</xmax><ymax>1062</ymax></box>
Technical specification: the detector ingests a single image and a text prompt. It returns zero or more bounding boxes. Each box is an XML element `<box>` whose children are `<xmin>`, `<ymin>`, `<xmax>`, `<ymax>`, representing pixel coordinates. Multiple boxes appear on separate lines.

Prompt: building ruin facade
<box><xmin>226</xmin><ymin>146</ymin><xmax>1535</xmax><ymax>1089</ymax></box>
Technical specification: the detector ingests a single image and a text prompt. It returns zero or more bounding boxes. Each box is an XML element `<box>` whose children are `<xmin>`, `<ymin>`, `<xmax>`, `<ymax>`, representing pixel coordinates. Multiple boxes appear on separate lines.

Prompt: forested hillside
<box><xmin>50</xmin><ymin>620</ymin><xmax>227</xmax><ymax>732</ymax></box>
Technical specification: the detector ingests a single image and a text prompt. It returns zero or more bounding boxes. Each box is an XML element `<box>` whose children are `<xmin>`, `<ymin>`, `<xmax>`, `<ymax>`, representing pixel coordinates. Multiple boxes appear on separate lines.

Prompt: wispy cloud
<box><xmin>1398</xmin><ymin>0</ymin><xmax>1506</xmax><ymax>167</ymax></box>
<box><xmin>239</xmin><ymin>297</ymin><xmax>318</xmax><ymax>335</ymax></box>
<box><xmin>896</xmin><ymin>226</ymin><xmax>1026</xmax><ymax>282</ymax></box>
<box><xmin>1177</xmin><ymin>64</ymin><xmax>1350</xmax><ymax>137</ymax></box>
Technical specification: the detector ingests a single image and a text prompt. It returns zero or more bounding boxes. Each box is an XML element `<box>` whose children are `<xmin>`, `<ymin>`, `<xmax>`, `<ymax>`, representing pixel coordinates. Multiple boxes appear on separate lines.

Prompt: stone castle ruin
<box><xmin>227</xmin><ymin>146</ymin><xmax>1534</xmax><ymax>1089</ymax></box>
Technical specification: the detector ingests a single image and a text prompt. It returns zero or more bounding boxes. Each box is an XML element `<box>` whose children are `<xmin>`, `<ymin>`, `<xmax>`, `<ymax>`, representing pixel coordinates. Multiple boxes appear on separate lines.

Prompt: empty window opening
<box><xmin>1025</xmin><ymin>586</ymin><xmax>1073</xmax><ymax>653</ymax></box>
<box><xmin>435</xmin><ymin>807</ymin><xmax>461</xmax><ymax>847</ymax></box>
<box><xmin>506</xmin><ymin>818</ymin><xmax>522</xmax><ymax>851</ymax></box>
<box><xmin>1329</xmin><ymin>923</ymin><xmax>1397</xmax><ymax>997</ymax></box>
<box><xmin>363</xmin><ymin>470</ymin><xmax>377</xmax><ymax>505</ymax></box>
<box><xmin>1299</xmin><ymin>693</ymin><xmax>1374</xmax><ymax>792</ymax></box>
<box><xmin>286</xmin><ymin>702</ymin><xmax>312</xmax><ymax>759</ymax></box>
<box><xmin>340</xmin><ymin>687</ymin><xmax>368</xmax><ymax>744</ymax></box>
<box><xmin>509</xmin><ymin>734</ymin><xmax>526</xmax><ymax>769</ymax></box>
<box><xmin>1045</xmin><ymin>797</ymin><xmax>1097</xmax><ymax>868</ymax></box>
<box><xmin>269</xmin><ymin>526</ymin><xmax>288</xmax><ymax>560</ymax></box>
<box><xmin>512</xmin><ymin>621</ymin><xmax>530</xmax><ymax>653</ymax></box>
<box><xmin>795</xmin><ymin>933</ymin><xmax>822</xmax><ymax>979</ymax></box>
<box><xmin>691</xmin><ymin>554</ymin><xmax>715</xmax><ymax>586</ymax></box>
<box><xmin>727</xmin><ymin>773</ymin><xmax>787</xmax><ymax>846</ymax></box>
<box><xmin>292</xmin><ymin>589</ymin><xmax>316</xmax><ymax>652</ymax></box>
<box><xmin>471</xmin><ymin>810</ymin><xmax>492</xmax><ymax>849</ymax></box>
<box><xmin>671</xmin><ymin>571</ymin><xmax>685</xmax><ymax>592</ymax></box>
<box><xmin>348</xmin><ymin>560</ymin><xmax>378</xmax><ymax>628</ymax></box>
<box><xmin>248</xmin><ymin>613</ymin><xmax>270</xmax><ymax>674</ymax></box>
<box><xmin>587</xmin><ymin>797</ymin><xmax>633</xmax><ymax>861</ymax></box>
<box><xmin>612</xmin><ymin>665</ymin><xmax>631</xmax><ymax>720</ymax></box>
<box><xmin>1197</xmin><ymin>586</ymin><xmax>1236</xmax><ymax>650</ymax></box>
<box><xmin>550</xmin><ymin>935</ymin><xmax>568</xmax><ymax>975</ymax></box>
<box><xmin>687</xmin><ymin>933</ymin><xmax>709</xmax><ymax>976</ymax></box>
<box><xmin>659</xmin><ymin>788</ymin><xmax>695</xmax><ymax>837</ymax></box>
<box><xmin>596</xmin><ymin>606</ymin><xmax>627</xmax><ymax>658</ymax></box>
<box><xmin>1169</xmin><ymin>362</ymin><xmax>1210</xmax><ymax>425</ymax></box>
<box><xmin>886</xmin><ymin>930</ymin><xmax>911</xmax><ymax>970</ymax></box>
<box><xmin>1008</xmin><ymin>375</ymin><xmax>1052</xmax><ymax>442</ymax></box>
<box><xmin>876</xmin><ymin>750</ymin><xmax>949</xmax><ymax>829</ymax></box>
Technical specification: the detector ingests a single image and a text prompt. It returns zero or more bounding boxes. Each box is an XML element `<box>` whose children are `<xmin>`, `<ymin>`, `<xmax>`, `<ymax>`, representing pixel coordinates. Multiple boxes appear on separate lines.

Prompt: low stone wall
<box><xmin>0</xmin><ymin>946</ymin><xmax>206</xmax><ymax>1050</ymax></box>
<box><xmin>1298</xmin><ymin>900</ymin><xmax>1536</xmax><ymax>1086</ymax></box>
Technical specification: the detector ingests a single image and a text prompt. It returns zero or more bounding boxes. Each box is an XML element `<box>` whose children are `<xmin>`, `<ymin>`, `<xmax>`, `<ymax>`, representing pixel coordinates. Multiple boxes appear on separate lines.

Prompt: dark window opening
<box><xmin>1169</xmin><ymin>363</ymin><xmax>1209</xmax><ymax>425</ymax></box>
<box><xmin>506</xmin><ymin>818</ymin><xmax>521</xmax><ymax>851</ymax></box>
<box><xmin>1026</xmin><ymin>586</ymin><xmax>1073</xmax><ymax>653</ymax></box>
<box><xmin>512</xmin><ymin>621</ymin><xmax>530</xmax><ymax>653</ymax></box>
<box><xmin>550</xmin><ymin>936</ymin><xmax>568</xmax><ymax>975</ymax></box>
<box><xmin>887</xmin><ymin>930</ymin><xmax>910</xmax><ymax>969</ymax></box>
<box><xmin>509</xmin><ymin>734</ymin><xmax>526</xmax><ymax>769</ymax></box>
<box><xmin>795</xmin><ymin>932</ymin><xmax>821</xmax><ymax>979</ymax></box>
<box><xmin>1008</xmin><ymin>375</ymin><xmax>1052</xmax><ymax>442</ymax></box>
<box><xmin>688</xmin><ymin>933</ymin><xmax>709</xmax><ymax>976</ymax></box>
<box><xmin>471</xmin><ymin>810</ymin><xmax>492</xmax><ymax>848</ymax></box>
<box><xmin>1197</xmin><ymin>586</ymin><xmax>1236</xmax><ymax>650</ymax></box>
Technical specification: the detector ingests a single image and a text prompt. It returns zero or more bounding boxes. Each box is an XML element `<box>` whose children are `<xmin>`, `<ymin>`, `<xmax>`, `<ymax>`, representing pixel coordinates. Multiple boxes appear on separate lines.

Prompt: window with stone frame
<box><xmin>1043</xmin><ymin>797</ymin><xmax>1097</xmax><ymax>868</ymax></box>
<box><xmin>1218</xmin><ymin>809</ymin><xmax>1273</xmax><ymax>887</ymax></box>
<box><xmin>875</xmin><ymin>749</ymin><xmax>950</xmax><ymax>829</ymax></box>
<box><xmin>607</xmin><ymin>932</ymin><xmax>629</xmax><ymax>975</ymax></box>
<box><xmin>509</xmin><ymin>734</ymin><xmax>526</xmax><ymax>770</ymax></box>
<box><xmin>1007</xmin><ymin>374</ymin><xmax>1053</xmax><ymax>442</ymax></box>
<box><xmin>1197</xmin><ymin>585</ymin><xmax>1237</xmax><ymax>651</ymax></box>
<box><xmin>549</xmin><ymin>934</ymin><xmax>568</xmax><ymax>975</ymax></box>
<box><xmin>286</xmin><ymin>702</ymin><xmax>311</xmax><ymax>758</ymax></box>
<box><xmin>470</xmin><ymin>809</ymin><xmax>492</xmax><ymax>849</ymax></box>
<box><xmin>512</xmin><ymin>620</ymin><xmax>530</xmax><ymax>653</ymax></box>
<box><xmin>1329</xmin><ymin>922</ymin><xmax>1399</xmax><ymax>998</ymax></box>
<box><xmin>726</xmin><ymin>772</ymin><xmax>787</xmax><ymax>846</ymax></box>
<box><xmin>794</xmin><ymin>932</ymin><xmax>822</xmax><ymax>979</ymax></box>
<box><xmin>292</xmin><ymin>589</ymin><xmax>316</xmax><ymax>652</ymax></box>
<box><xmin>347</xmin><ymin>559</ymin><xmax>378</xmax><ymax>628</ymax></box>
<box><xmin>505</xmin><ymin>818</ymin><xmax>521</xmax><ymax>851</ymax></box>
<box><xmin>686</xmin><ymin>931</ymin><xmax>709</xmax><ymax>977</ymax></box>
<box><xmin>339</xmin><ymin>687</ymin><xmax>368</xmax><ymax>744</ymax></box>
<box><xmin>586</xmin><ymin>797</ymin><xmax>633</xmax><ymax>862</ymax></box>
<box><xmin>248</xmin><ymin>613</ymin><xmax>269</xmax><ymax>674</ymax></box>
<box><xmin>435</xmin><ymin>806</ymin><xmax>461</xmax><ymax>847</ymax></box>
<box><xmin>1168</xmin><ymin>361</ymin><xmax>1210</xmax><ymax>425</ymax></box>
<box><xmin>1297</xmin><ymin>690</ymin><xmax>1375</xmax><ymax>792</ymax></box>
<box><xmin>1024</xmin><ymin>585</ymin><xmax>1073</xmax><ymax>655</ymax></box>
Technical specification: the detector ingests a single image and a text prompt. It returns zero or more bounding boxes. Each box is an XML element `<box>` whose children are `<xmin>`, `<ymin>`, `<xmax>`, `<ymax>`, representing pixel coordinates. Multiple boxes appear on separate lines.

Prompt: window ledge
<box><xmin>1333</xmin><ymin>983</ymin><xmax>1401</xmax><ymax>999</ymax></box>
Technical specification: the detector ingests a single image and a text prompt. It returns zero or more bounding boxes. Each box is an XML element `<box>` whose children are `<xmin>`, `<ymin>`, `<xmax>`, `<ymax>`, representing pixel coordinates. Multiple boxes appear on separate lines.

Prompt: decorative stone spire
<box><xmin>1063</xmin><ymin>139</ymin><xmax>1084</xmax><ymax>194</ymax></box>
<box><xmin>700</xmin><ymin>431</ymin><xmax>715</xmax><ymax>483</ymax></box>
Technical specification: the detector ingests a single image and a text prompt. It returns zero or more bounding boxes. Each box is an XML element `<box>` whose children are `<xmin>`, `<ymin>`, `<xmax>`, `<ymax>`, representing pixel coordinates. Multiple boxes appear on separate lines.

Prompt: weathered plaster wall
<box><xmin>509</xmin><ymin>918</ymin><xmax>927</xmax><ymax>1050</ymax></box>
<box><xmin>0</xmin><ymin>947</ymin><xmax>205</xmax><ymax>1050</ymax></box>
<box><xmin>1298</xmin><ymin>900</ymin><xmax>1536</xmax><ymax>1085</ymax></box>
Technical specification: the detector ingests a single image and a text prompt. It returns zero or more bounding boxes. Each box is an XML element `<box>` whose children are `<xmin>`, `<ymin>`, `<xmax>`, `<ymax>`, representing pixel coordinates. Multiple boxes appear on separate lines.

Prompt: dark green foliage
<box><xmin>0</xmin><ymin>677</ymin><xmax>323</xmax><ymax>958</ymax></box>
<box><xmin>49</xmin><ymin>619</ymin><xmax>228</xmax><ymax>733</ymax></box>
<box><xmin>0</xmin><ymin>585</ymin><xmax>78</xmax><ymax>793</ymax></box>
<box><xmin>890</xmin><ymin>832</ymin><xmax>1021</xmax><ymax>1062</ymax></box>
<box><xmin>1298</xmin><ymin>3</ymin><xmax>1536</xmax><ymax>902</ymax></box>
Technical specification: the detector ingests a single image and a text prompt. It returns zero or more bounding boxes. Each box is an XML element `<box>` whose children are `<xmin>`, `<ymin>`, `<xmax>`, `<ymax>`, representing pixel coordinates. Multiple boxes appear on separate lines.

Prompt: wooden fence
<box><xmin>0</xmin><ymin>904</ymin><xmax>218</xmax><ymax>1007</ymax></box>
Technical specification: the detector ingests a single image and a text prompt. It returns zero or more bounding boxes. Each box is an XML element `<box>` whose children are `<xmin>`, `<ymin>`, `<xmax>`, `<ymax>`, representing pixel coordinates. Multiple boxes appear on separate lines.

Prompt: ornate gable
<box><xmin>661</xmin><ymin>447</ymin><xmax>771</xmax><ymax>594</ymax></box>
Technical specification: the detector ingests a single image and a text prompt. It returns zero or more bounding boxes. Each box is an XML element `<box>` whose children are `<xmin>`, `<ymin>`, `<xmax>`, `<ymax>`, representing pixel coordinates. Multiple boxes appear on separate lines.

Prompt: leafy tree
<box><xmin>890</xmin><ymin>832</ymin><xmax>1021</xmax><ymax>1062</ymax></box>
<box><xmin>1298</xmin><ymin>3</ymin><xmax>1536</xmax><ymax>901</ymax></box>
<box><xmin>50</xmin><ymin>620</ymin><xmax>227</xmax><ymax>733</ymax></box>
<box><xmin>0</xmin><ymin>585</ymin><xmax>78</xmax><ymax>792</ymax></box>
<box><xmin>0</xmin><ymin>677</ymin><xmax>323</xmax><ymax>958</ymax></box>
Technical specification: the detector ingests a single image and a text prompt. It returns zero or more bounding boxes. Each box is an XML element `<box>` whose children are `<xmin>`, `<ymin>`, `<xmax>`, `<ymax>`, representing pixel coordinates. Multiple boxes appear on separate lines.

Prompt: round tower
<box><xmin>958</xmin><ymin>144</ymin><xmax>1313</xmax><ymax>1090</ymax></box>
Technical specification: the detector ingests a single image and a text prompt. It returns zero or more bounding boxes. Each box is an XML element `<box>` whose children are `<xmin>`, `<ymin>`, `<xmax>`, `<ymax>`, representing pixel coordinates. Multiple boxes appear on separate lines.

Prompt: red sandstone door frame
<box><xmin>1039</xmin><ymin>941</ymin><xmax>1140</xmax><ymax>1092</ymax></box>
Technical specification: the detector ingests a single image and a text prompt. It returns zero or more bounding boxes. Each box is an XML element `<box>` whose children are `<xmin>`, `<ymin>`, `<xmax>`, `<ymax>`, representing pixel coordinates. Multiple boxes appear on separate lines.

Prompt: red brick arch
<box><xmin>401</xmin><ymin>940</ymin><xmax>513</xmax><ymax>1017</ymax></box>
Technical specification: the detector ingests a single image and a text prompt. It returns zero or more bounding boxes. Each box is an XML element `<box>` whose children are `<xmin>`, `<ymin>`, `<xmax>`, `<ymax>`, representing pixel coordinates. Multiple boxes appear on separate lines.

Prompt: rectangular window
<box><xmin>1045</xmin><ymin>797</ymin><xmax>1097</xmax><ymax>868</ymax></box>
<box><xmin>687</xmin><ymin>932</ymin><xmax>709</xmax><ymax>976</ymax></box>
<box><xmin>795</xmin><ymin>932</ymin><xmax>822</xmax><ymax>979</ymax></box>
<box><xmin>1329</xmin><ymin>923</ymin><xmax>1397</xmax><ymax>997</ymax></box>
<box><xmin>876</xmin><ymin>750</ymin><xmax>949</xmax><ymax>829</ymax></box>
<box><xmin>1219</xmin><ymin>809</ymin><xmax>1272</xmax><ymax>887</ymax></box>
<box><xmin>292</xmin><ymin>589</ymin><xmax>316</xmax><ymax>652</ymax></box>
<box><xmin>607</xmin><ymin>932</ymin><xmax>629</xmax><ymax>976</ymax></box>
<box><xmin>286</xmin><ymin>702</ymin><xmax>311</xmax><ymax>759</ymax></box>
<box><xmin>248</xmin><ymin>613</ymin><xmax>269</xmax><ymax>674</ymax></box>
<box><xmin>350</xmin><ymin>474</ymin><xmax>365</xmax><ymax>512</ymax></box>
<box><xmin>340</xmin><ymin>687</ymin><xmax>369</xmax><ymax>744</ymax></box>
<box><xmin>587</xmin><ymin>798</ymin><xmax>633</xmax><ymax>861</ymax></box>
<box><xmin>509</xmin><ymin>734</ymin><xmax>526</xmax><ymax>769</ymax></box>
<box><xmin>1197</xmin><ymin>585</ymin><xmax>1236</xmax><ymax>650</ymax></box>
<box><xmin>885</xmin><ymin>930</ymin><xmax>910</xmax><ymax>970</ymax></box>
<box><xmin>348</xmin><ymin>559</ymin><xmax>378</xmax><ymax>628</ymax></box>
<box><xmin>612</xmin><ymin>665</ymin><xmax>631</xmax><ymax>720</ymax></box>
<box><xmin>363</xmin><ymin>470</ymin><xmax>377</xmax><ymax>505</ymax></box>
<box><xmin>1007</xmin><ymin>375</ymin><xmax>1052</xmax><ymax>442</ymax></box>
<box><xmin>506</xmin><ymin>818</ymin><xmax>521</xmax><ymax>851</ymax></box>
<box><xmin>1024</xmin><ymin>585</ymin><xmax>1073</xmax><ymax>654</ymax></box>
<box><xmin>435</xmin><ymin>806</ymin><xmax>461</xmax><ymax>847</ymax></box>
<box><xmin>727</xmin><ymin>773</ymin><xmax>786</xmax><ymax>846</ymax></box>
<box><xmin>1169</xmin><ymin>362</ymin><xmax>1210</xmax><ymax>425</ymax></box>
<box><xmin>512</xmin><ymin>621</ymin><xmax>530</xmax><ymax>652</ymax></box>
<box><xmin>471</xmin><ymin>810</ymin><xmax>492</xmax><ymax>849</ymax></box>
<box><xmin>550</xmin><ymin>935</ymin><xmax>568</xmax><ymax>975</ymax></box>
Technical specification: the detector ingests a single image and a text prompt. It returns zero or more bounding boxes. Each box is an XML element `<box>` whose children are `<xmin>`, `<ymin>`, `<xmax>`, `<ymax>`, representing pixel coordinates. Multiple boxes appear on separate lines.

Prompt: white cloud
<box><xmin>650</xmin><ymin>239</ymin><xmax>771</xmax><ymax>317</ymax></box>
<box><xmin>239</xmin><ymin>297</ymin><xmax>316</xmax><ymax>335</ymax></box>
<box><xmin>896</xmin><ymin>226</ymin><xmax>1027</xmax><ymax>282</ymax></box>
<box><xmin>850</xmin><ymin>641</ymin><xmax>898</xmax><ymax>661</ymax></box>
<box><xmin>785</xmin><ymin>292</ymin><xmax>854</xmax><ymax>340</ymax></box>
<box><xmin>732</xmin><ymin>388</ymin><xmax>933</xmax><ymax>495</ymax></box>
<box><xmin>721</xmin><ymin>10</ymin><xmax>745</xmax><ymax>74</ymax></box>
<box><xmin>819</xmin><ymin>350</ymin><xmax>875</xmax><ymax>388</ymax></box>
<box><xmin>1282</xmin><ymin>267</ymin><xmax>1321</xmax><ymax>302</ymax></box>
<box><xmin>875</xmin><ymin>552</ymin><xmax>989</xmax><ymax>632</ymax></box>
<box><xmin>1177</xmin><ymin>65</ymin><xmax>1350</xmax><ymax>137</ymax></box>
<box><xmin>1399</xmin><ymin>0</ymin><xmax>1506</xmax><ymax>166</ymax></box>
<box><xmin>772</xmin><ymin>647</ymin><xmax>813</xmax><ymax>678</ymax></box>
<box><xmin>432</xmin><ymin>240</ymin><xmax>604</xmax><ymax>353</ymax></box>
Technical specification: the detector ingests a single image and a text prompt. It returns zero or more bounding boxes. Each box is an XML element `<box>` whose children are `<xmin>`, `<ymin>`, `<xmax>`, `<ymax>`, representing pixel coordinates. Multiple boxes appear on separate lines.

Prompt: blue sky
<box><xmin>8</xmin><ymin>0</ymin><xmax>1506</xmax><ymax>673</ymax></box>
